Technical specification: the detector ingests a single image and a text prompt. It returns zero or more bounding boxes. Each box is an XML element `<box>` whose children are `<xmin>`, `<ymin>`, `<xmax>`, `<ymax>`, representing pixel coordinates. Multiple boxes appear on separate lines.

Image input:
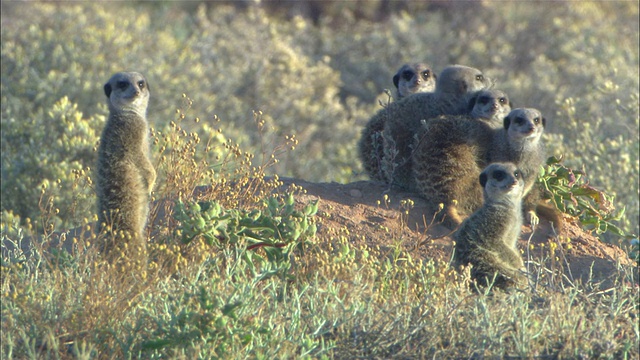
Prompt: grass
<box><xmin>2</xmin><ymin>98</ymin><xmax>638</xmax><ymax>359</ymax></box>
<box><xmin>2</xmin><ymin>230</ymin><xmax>638</xmax><ymax>358</ymax></box>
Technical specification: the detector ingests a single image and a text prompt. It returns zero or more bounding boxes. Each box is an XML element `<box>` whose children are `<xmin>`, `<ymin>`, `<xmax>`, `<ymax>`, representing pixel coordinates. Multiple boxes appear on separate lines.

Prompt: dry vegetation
<box><xmin>1</xmin><ymin>1</ymin><xmax>638</xmax><ymax>358</ymax></box>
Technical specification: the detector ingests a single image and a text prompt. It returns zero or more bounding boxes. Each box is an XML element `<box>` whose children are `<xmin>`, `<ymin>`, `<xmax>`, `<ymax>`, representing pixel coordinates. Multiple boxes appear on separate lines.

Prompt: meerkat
<box><xmin>359</xmin><ymin>62</ymin><xmax>437</xmax><ymax>182</ymax></box>
<box><xmin>453</xmin><ymin>162</ymin><xmax>528</xmax><ymax>290</ymax></box>
<box><xmin>96</xmin><ymin>71</ymin><xmax>156</xmax><ymax>259</ymax></box>
<box><xmin>489</xmin><ymin>108</ymin><xmax>547</xmax><ymax>227</ymax></box>
<box><xmin>380</xmin><ymin>65</ymin><xmax>493</xmax><ymax>191</ymax></box>
<box><xmin>412</xmin><ymin>89</ymin><xmax>512</xmax><ymax>227</ymax></box>
<box><xmin>393</xmin><ymin>63</ymin><xmax>437</xmax><ymax>99</ymax></box>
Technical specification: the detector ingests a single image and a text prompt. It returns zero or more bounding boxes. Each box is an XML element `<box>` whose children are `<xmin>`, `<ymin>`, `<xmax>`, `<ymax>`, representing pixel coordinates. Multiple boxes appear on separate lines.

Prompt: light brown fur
<box><xmin>96</xmin><ymin>72</ymin><xmax>155</xmax><ymax>260</ymax></box>
<box><xmin>453</xmin><ymin>162</ymin><xmax>528</xmax><ymax>290</ymax></box>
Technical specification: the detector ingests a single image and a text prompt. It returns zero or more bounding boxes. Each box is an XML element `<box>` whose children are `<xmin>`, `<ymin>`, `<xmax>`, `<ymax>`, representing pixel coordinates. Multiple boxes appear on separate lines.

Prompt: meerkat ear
<box><xmin>104</xmin><ymin>83</ymin><xmax>112</xmax><ymax>98</ymax></box>
<box><xmin>542</xmin><ymin>117</ymin><xmax>546</xmax><ymax>127</ymax></box>
<box><xmin>479</xmin><ymin>172</ymin><xmax>488</xmax><ymax>188</ymax></box>
<box><xmin>392</xmin><ymin>74</ymin><xmax>400</xmax><ymax>88</ymax></box>
<box><xmin>467</xmin><ymin>93</ymin><xmax>478</xmax><ymax>112</ymax></box>
<box><xmin>508</xmin><ymin>99</ymin><xmax>514</xmax><ymax>109</ymax></box>
<box><xmin>503</xmin><ymin>115</ymin><xmax>511</xmax><ymax>130</ymax></box>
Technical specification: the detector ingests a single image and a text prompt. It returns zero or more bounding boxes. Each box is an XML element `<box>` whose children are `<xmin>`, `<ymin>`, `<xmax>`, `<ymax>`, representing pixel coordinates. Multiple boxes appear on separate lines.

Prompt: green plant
<box><xmin>539</xmin><ymin>155</ymin><xmax>635</xmax><ymax>240</ymax></box>
<box><xmin>174</xmin><ymin>193</ymin><xmax>318</xmax><ymax>265</ymax></box>
<box><xmin>629</xmin><ymin>238</ymin><xmax>640</xmax><ymax>265</ymax></box>
<box><xmin>140</xmin><ymin>280</ymin><xmax>267</xmax><ymax>356</ymax></box>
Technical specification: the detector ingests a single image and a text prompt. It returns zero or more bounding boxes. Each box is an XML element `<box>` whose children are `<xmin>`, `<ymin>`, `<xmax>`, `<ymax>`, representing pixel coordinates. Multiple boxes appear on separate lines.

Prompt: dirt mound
<box><xmin>276</xmin><ymin>177</ymin><xmax>636</xmax><ymax>287</ymax></box>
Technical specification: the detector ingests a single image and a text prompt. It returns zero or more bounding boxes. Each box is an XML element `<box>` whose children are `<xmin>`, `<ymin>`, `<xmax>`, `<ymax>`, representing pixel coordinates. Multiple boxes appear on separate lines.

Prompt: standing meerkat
<box><xmin>412</xmin><ymin>89</ymin><xmax>512</xmax><ymax>227</ymax></box>
<box><xmin>453</xmin><ymin>162</ymin><xmax>528</xmax><ymax>290</ymax></box>
<box><xmin>489</xmin><ymin>108</ymin><xmax>547</xmax><ymax>227</ymax></box>
<box><xmin>380</xmin><ymin>65</ymin><xmax>493</xmax><ymax>191</ymax></box>
<box><xmin>359</xmin><ymin>63</ymin><xmax>437</xmax><ymax>182</ymax></box>
<box><xmin>97</xmin><ymin>71</ymin><xmax>156</xmax><ymax>260</ymax></box>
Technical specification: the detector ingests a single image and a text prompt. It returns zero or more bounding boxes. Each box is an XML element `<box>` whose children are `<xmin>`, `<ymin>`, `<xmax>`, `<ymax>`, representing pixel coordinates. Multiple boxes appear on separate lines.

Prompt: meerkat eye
<box><xmin>533</xmin><ymin>117</ymin><xmax>540</xmax><ymax>124</ymax></box>
<box><xmin>402</xmin><ymin>70</ymin><xmax>414</xmax><ymax>81</ymax></box>
<box><xmin>116</xmin><ymin>81</ymin><xmax>129</xmax><ymax>90</ymax></box>
<box><xmin>514</xmin><ymin>117</ymin><xmax>525</xmax><ymax>125</ymax></box>
<box><xmin>138</xmin><ymin>80</ymin><xmax>145</xmax><ymax>89</ymax></box>
<box><xmin>475</xmin><ymin>74</ymin><xmax>484</xmax><ymax>81</ymax></box>
<box><xmin>499</xmin><ymin>97</ymin><xmax>507</xmax><ymax>103</ymax></box>
<box><xmin>478</xmin><ymin>96</ymin><xmax>490</xmax><ymax>104</ymax></box>
<box><xmin>514</xmin><ymin>170</ymin><xmax>521</xmax><ymax>178</ymax></box>
<box><xmin>421</xmin><ymin>70</ymin><xmax>430</xmax><ymax>79</ymax></box>
<box><xmin>493</xmin><ymin>170</ymin><xmax>506</xmax><ymax>181</ymax></box>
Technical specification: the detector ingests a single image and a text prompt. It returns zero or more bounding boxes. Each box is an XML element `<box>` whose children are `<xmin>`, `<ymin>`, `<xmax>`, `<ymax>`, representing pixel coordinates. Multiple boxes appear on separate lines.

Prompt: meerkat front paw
<box><xmin>527</xmin><ymin>210</ymin><xmax>539</xmax><ymax>229</ymax></box>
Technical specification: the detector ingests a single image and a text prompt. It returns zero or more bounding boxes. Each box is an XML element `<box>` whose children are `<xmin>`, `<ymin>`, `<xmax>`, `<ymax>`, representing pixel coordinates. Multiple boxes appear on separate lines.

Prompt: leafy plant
<box><xmin>539</xmin><ymin>155</ymin><xmax>635</xmax><ymax>240</ymax></box>
<box><xmin>140</xmin><ymin>282</ymin><xmax>266</xmax><ymax>356</ymax></box>
<box><xmin>174</xmin><ymin>193</ymin><xmax>318</xmax><ymax>264</ymax></box>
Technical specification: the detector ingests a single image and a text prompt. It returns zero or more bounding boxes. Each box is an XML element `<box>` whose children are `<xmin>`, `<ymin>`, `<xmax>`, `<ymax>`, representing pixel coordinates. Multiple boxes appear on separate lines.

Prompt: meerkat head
<box><xmin>393</xmin><ymin>63</ymin><xmax>437</xmax><ymax>98</ymax></box>
<box><xmin>503</xmin><ymin>108</ymin><xmax>546</xmax><ymax>145</ymax></box>
<box><xmin>104</xmin><ymin>72</ymin><xmax>150</xmax><ymax>117</ymax></box>
<box><xmin>436</xmin><ymin>65</ymin><xmax>492</xmax><ymax>97</ymax></box>
<box><xmin>467</xmin><ymin>89</ymin><xmax>512</xmax><ymax>126</ymax></box>
<box><xmin>479</xmin><ymin>162</ymin><xmax>525</xmax><ymax>203</ymax></box>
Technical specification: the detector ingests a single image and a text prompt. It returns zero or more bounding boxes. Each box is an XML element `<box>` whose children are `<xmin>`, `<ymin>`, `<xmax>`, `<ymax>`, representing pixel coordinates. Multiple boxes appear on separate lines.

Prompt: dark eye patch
<box><xmin>493</xmin><ymin>170</ymin><xmax>506</xmax><ymax>181</ymax></box>
<box><xmin>475</xmin><ymin>74</ymin><xmax>484</xmax><ymax>81</ymax></box>
<box><xmin>116</xmin><ymin>81</ymin><xmax>129</xmax><ymax>90</ymax></box>
<box><xmin>402</xmin><ymin>70</ymin><xmax>414</xmax><ymax>81</ymax></box>
<box><xmin>138</xmin><ymin>80</ymin><xmax>145</xmax><ymax>89</ymax></box>
<box><xmin>478</xmin><ymin>96</ymin><xmax>490</xmax><ymax>104</ymax></box>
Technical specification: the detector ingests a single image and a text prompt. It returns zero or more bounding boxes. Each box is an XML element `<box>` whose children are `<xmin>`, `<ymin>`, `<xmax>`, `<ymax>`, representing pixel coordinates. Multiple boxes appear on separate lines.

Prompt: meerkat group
<box><xmin>358</xmin><ymin>63</ymin><xmax>561</xmax><ymax>290</ymax></box>
<box><xmin>96</xmin><ymin>71</ymin><xmax>155</xmax><ymax>262</ymax></box>
<box><xmin>412</xmin><ymin>89</ymin><xmax>513</xmax><ymax>227</ymax></box>
<box><xmin>361</xmin><ymin>65</ymin><xmax>493</xmax><ymax>191</ymax></box>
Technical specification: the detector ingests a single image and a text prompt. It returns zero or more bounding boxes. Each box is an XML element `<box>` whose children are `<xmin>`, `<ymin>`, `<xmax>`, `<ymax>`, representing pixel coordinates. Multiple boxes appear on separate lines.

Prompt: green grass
<box><xmin>2</xmin><ymin>225</ymin><xmax>638</xmax><ymax>358</ymax></box>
